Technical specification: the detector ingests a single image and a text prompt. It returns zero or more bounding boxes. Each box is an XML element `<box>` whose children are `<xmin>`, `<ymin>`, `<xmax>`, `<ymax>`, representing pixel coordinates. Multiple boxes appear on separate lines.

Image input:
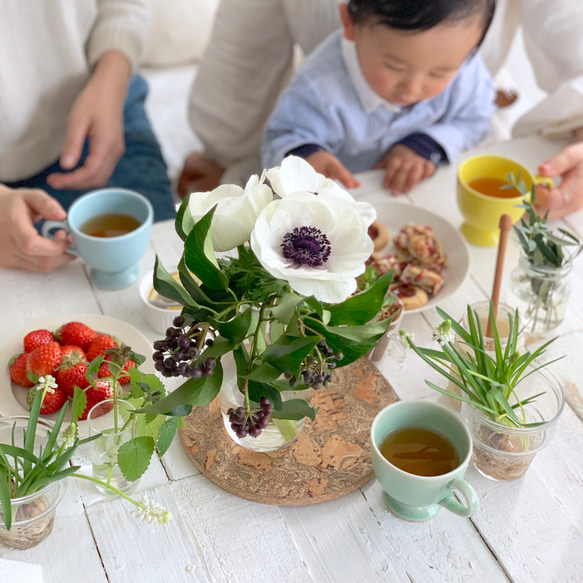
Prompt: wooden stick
<box><xmin>486</xmin><ymin>214</ymin><xmax>513</xmax><ymax>337</ymax></box>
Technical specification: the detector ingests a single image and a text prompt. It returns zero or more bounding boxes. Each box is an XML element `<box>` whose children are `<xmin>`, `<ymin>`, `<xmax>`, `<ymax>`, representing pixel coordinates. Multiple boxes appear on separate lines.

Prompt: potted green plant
<box><xmin>138</xmin><ymin>156</ymin><xmax>394</xmax><ymax>452</ymax></box>
<box><xmin>0</xmin><ymin>369</ymin><xmax>174</xmax><ymax>550</ymax></box>
<box><xmin>505</xmin><ymin>175</ymin><xmax>582</xmax><ymax>332</ymax></box>
<box><xmin>402</xmin><ymin>303</ymin><xmax>565</xmax><ymax>481</ymax></box>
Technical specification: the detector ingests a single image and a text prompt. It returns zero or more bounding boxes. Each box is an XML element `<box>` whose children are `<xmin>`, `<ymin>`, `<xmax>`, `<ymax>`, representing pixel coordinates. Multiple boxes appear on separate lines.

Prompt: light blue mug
<box><xmin>42</xmin><ymin>188</ymin><xmax>153</xmax><ymax>290</ymax></box>
<box><xmin>371</xmin><ymin>400</ymin><xmax>479</xmax><ymax>522</ymax></box>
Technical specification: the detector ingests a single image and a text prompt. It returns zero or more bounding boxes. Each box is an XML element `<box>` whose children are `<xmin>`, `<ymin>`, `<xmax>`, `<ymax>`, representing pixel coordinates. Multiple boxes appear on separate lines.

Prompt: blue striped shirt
<box><xmin>261</xmin><ymin>29</ymin><xmax>497</xmax><ymax>172</ymax></box>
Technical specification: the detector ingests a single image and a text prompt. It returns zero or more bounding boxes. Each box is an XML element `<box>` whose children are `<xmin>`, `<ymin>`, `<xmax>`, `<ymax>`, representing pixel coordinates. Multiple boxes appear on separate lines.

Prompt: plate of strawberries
<box><xmin>3</xmin><ymin>314</ymin><xmax>154</xmax><ymax>435</ymax></box>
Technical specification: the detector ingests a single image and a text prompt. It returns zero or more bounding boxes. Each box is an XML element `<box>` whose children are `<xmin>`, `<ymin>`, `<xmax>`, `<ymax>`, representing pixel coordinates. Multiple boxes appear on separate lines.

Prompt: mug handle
<box><xmin>41</xmin><ymin>220</ymin><xmax>79</xmax><ymax>257</ymax></box>
<box><xmin>533</xmin><ymin>176</ymin><xmax>554</xmax><ymax>189</ymax></box>
<box><xmin>439</xmin><ymin>477</ymin><xmax>479</xmax><ymax>518</ymax></box>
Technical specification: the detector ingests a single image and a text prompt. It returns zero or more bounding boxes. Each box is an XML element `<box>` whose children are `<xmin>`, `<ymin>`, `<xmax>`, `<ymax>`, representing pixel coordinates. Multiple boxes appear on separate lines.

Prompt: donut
<box><xmin>389</xmin><ymin>283</ymin><xmax>428</xmax><ymax>311</ymax></box>
<box><xmin>368</xmin><ymin>220</ymin><xmax>389</xmax><ymax>252</ymax></box>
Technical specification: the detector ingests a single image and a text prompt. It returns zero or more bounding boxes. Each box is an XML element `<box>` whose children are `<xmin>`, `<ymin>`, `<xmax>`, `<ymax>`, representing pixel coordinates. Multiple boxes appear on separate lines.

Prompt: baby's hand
<box><xmin>375</xmin><ymin>144</ymin><xmax>435</xmax><ymax>195</ymax></box>
<box><xmin>306</xmin><ymin>151</ymin><xmax>361</xmax><ymax>189</ymax></box>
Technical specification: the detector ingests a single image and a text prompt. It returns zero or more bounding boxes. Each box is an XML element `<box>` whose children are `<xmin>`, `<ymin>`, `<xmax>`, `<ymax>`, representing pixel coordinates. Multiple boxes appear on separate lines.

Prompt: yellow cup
<box><xmin>457</xmin><ymin>155</ymin><xmax>552</xmax><ymax>247</ymax></box>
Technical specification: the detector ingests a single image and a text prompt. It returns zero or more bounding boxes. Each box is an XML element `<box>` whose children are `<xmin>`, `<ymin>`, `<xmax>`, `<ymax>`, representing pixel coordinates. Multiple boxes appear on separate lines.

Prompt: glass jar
<box><xmin>88</xmin><ymin>399</ymin><xmax>139</xmax><ymax>495</ymax></box>
<box><xmin>0</xmin><ymin>416</ymin><xmax>67</xmax><ymax>549</ymax></box>
<box><xmin>217</xmin><ymin>353</ymin><xmax>310</xmax><ymax>452</ymax></box>
<box><xmin>461</xmin><ymin>367</ymin><xmax>564</xmax><ymax>481</ymax></box>
<box><xmin>508</xmin><ymin>255</ymin><xmax>572</xmax><ymax>333</ymax></box>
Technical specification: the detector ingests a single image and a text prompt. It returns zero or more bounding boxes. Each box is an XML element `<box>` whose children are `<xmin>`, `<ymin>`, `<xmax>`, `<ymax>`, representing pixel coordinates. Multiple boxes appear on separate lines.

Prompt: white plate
<box><xmin>1</xmin><ymin>313</ymin><xmax>155</xmax><ymax>436</ymax></box>
<box><xmin>369</xmin><ymin>200</ymin><xmax>471</xmax><ymax>314</ymax></box>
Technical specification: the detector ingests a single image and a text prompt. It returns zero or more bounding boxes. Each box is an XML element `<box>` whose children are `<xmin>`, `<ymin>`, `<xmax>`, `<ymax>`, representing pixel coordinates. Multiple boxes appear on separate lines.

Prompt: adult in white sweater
<box><xmin>180</xmin><ymin>0</ymin><xmax>583</xmax><ymax>220</ymax></box>
<box><xmin>0</xmin><ymin>1</ymin><xmax>175</xmax><ymax>272</ymax></box>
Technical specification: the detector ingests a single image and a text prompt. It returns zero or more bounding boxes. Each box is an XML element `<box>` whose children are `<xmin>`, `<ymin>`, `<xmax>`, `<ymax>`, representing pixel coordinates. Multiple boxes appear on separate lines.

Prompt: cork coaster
<box><xmin>179</xmin><ymin>357</ymin><xmax>398</xmax><ymax>506</ymax></box>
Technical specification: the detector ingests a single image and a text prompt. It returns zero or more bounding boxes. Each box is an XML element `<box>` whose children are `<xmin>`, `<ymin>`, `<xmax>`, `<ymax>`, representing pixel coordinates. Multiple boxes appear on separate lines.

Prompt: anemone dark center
<box><xmin>281</xmin><ymin>226</ymin><xmax>331</xmax><ymax>267</ymax></box>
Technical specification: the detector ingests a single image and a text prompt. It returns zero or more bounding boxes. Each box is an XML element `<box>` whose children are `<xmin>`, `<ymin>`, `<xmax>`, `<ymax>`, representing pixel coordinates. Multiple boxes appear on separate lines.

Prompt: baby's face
<box><xmin>347</xmin><ymin>15</ymin><xmax>484</xmax><ymax>107</ymax></box>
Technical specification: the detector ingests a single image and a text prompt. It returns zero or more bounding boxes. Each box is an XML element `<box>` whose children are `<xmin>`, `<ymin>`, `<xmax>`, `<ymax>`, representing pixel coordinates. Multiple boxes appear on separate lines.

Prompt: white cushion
<box><xmin>141</xmin><ymin>0</ymin><xmax>219</xmax><ymax>67</ymax></box>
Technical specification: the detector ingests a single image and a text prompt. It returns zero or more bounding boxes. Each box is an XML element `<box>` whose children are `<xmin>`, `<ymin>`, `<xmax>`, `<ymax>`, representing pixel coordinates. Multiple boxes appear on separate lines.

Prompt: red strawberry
<box><xmin>97</xmin><ymin>359</ymin><xmax>135</xmax><ymax>385</ymax></box>
<box><xmin>26</xmin><ymin>342</ymin><xmax>63</xmax><ymax>383</ymax></box>
<box><xmin>56</xmin><ymin>321</ymin><xmax>98</xmax><ymax>351</ymax></box>
<box><xmin>56</xmin><ymin>352</ymin><xmax>90</xmax><ymax>398</ymax></box>
<box><xmin>23</xmin><ymin>329</ymin><xmax>55</xmax><ymax>353</ymax></box>
<box><xmin>79</xmin><ymin>380</ymin><xmax>114</xmax><ymax>420</ymax></box>
<box><xmin>86</xmin><ymin>334</ymin><xmax>119</xmax><ymax>362</ymax></box>
<box><xmin>9</xmin><ymin>353</ymin><xmax>34</xmax><ymax>388</ymax></box>
<box><xmin>27</xmin><ymin>385</ymin><xmax>68</xmax><ymax>415</ymax></box>
<box><xmin>60</xmin><ymin>345</ymin><xmax>86</xmax><ymax>359</ymax></box>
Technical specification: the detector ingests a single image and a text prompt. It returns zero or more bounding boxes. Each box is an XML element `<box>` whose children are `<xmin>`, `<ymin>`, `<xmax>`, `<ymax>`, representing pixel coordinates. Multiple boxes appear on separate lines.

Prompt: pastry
<box><xmin>399</xmin><ymin>264</ymin><xmax>445</xmax><ymax>295</ymax></box>
<box><xmin>368</xmin><ymin>220</ymin><xmax>389</xmax><ymax>252</ymax></box>
<box><xmin>393</xmin><ymin>223</ymin><xmax>447</xmax><ymax>271</ymax></box>
<box><xmin>389</xmin><ymin>283</ymin><xmax>428</xmax><ymax>311</ymax></box>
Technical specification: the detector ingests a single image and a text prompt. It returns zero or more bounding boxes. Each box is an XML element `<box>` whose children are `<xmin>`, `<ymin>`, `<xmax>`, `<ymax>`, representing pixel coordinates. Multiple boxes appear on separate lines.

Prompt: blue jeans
<box><xmin>7</xmin><ymin>75</ymin><xmax>176</xmax><ymax>223</ymax></box>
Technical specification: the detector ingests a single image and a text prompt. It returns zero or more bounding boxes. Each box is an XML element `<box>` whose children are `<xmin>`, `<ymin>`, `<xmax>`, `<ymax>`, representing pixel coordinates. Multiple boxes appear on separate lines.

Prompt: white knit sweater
<box><xmin>0</xmin><ymin>0</ymin><xmax>149</xmax><ymax>182</ymax></box>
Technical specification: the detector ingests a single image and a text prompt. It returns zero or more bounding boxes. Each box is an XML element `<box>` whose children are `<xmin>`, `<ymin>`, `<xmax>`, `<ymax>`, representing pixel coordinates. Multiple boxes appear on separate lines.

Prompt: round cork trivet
<box><xmin>178</xmin><ymin>357</ymin><xmax>397</xmax><ymax>506</ymax></box>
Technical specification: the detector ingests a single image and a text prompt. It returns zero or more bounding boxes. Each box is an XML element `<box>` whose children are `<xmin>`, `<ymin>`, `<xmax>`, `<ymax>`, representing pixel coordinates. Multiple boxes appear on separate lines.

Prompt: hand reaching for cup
<box><xmin>535</xmin><ymin>129</ymin><xmax>583</xmax><ymax>221</ymax></box>
<box><xmin>0</xmin><ymin>185</ymin><xmax>74</xmax><ymax>272</ymax></box>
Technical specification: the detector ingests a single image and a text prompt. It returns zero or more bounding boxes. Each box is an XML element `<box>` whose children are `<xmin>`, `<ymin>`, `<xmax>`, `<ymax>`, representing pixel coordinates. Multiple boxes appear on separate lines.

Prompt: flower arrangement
<box><xmin>0</xmin><ymin>367</ymin><xmax>173</xmax><ymax>549</ymax></box>
<box><xmin>402</xmin><ymin>303</ymin><xmax>559</xmax><ymax>428</ymax></box>
<box><xmin>507</xmin><ymin>174</ymin><xmax>582</xmax><ymax>331</ymax></box>
<box><xmin>140</xmin><ymin>157</ymin><xmax>394</xmax><ymax>444</ymax></box>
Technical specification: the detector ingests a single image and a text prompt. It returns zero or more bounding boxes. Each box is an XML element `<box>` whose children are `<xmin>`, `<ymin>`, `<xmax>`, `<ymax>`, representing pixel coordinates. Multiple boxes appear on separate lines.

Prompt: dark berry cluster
<box><xmin>288</xmin><ymin>339</ymin><xmax>344</xmax><ymax>390</ymax></box>
<box><xmin>152</xmin><ymin>316</ymin><xmax>216</xmax><ymax>379</ymax></box>
<box><xmin>228</xmin><ymin>397</ymin><xmax>273</xmax><ymax>438</ymax></box>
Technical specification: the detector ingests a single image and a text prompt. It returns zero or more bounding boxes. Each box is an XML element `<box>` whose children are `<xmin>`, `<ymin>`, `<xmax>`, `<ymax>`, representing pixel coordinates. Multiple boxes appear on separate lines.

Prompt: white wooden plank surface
<box><xmin>1</xmin><ymin>135</ymin><xmax>582</xmax><ymax>583</ymax></box>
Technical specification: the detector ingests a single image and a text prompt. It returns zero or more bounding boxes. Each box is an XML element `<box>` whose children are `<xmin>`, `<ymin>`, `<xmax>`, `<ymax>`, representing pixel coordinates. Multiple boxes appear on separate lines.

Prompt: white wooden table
<box><xmin>1</xmin><ymin>135</ymin><xmax>582</xmax><ymax>583</ymax></box>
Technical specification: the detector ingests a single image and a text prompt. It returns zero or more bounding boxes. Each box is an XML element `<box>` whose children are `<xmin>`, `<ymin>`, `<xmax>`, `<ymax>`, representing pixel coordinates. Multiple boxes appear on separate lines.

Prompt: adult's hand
<box><xmin>46</xmin><ymin>51</ymin><xmax>130</xmax><ymax>191</ymax></box>
<box><xmin>535</xmin><ymin>128</ymin><xmax>583</xmax><ymax>221</ymax></box>
<box><xmin>177</xmin><ymin>151</ymin><xmax>225</xmax><ymax>198</ymax></box>
<box><xmin>0</xmin><ymin>185</ymin><xmax>74</xmax><ymax>272</ymax></box>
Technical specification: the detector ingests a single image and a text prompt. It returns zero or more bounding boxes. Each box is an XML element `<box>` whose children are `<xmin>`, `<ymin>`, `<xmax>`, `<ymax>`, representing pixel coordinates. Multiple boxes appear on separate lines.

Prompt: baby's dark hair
<box><xmin>348</xmin><ymin>0</ymin><xmax>495</xmax><ymax>41</ymax></box>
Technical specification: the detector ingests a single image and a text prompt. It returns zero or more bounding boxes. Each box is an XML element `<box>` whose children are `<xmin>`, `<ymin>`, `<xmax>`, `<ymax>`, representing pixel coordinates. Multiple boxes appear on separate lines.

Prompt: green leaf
<box><xmin>259</xmin><ymin>334</ymin><xmax>320</xmax><ymax>376</ymax></box>
<box><xmin>0</xmin><ymin>468</ymin><xmax>12</xmax><ymax>530</ymax></box>
<box><xmin>175</xmin><ymin>193</ymin><xmax>191</xmax><ymax>241</ymax></box>
<box><xmin>71</xmin><ymin>386</ymin><xmax>88</xmax><ymax>424</ymax></box>
<box><xmin>209</xmin><ymin>307</ymin><xmax>253</xmax><ymax>345</ymax></box>
<box><xmin>245</xmin><ymin>362</ymin><xmax>282</xmax><ymax>383</ymax></box>
<box><xmin>156</xmin><ymin>418</ymin><xmax>179</xmax><ymax>457</ymax></box>
<box><xmin>305</xmin><ymin>317</ymin><xmax>390</xmax><ymax>365</ymax></box>
<box><xmin>138</xmin><ymin>361</ymin><xmax>224</xmax><ymax>415</ymax></box>
<box><xmin>183</xmin><ymin>206</ymin><xmax>228</xmax><ymax>291</ymax></box>
<box><xmin>271</xmin><ymin>398</ymin><xmax>317</xmax><ymax>421</ymax></box>
<box><xmin>270</xmin><ymin>293</ymin><xmax>304</xmax><ymax>326</ymax></box>
<box><xmin>153</xmin><ymin>257</ymin><xmax>199</xmax><ymax>309</ymax></box>
<box><xmin>327</xmin><ymin>272</ymin><xmax>393</xmax><ymax>326</ymax></box>
<box><xmin>117</xmin><ymin>436</ymin><xmax>155</xmax><ymax>482</ymax></box>
<box><xmin>247</xmin><ymin>380</ymin><xmax>282</xmax><ymax>410</ymax></box>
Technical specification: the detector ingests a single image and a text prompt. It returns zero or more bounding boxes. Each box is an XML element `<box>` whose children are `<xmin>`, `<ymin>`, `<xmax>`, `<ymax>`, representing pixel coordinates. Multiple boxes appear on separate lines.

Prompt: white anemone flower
<box><xmin>265</xmin><ymin>156</ymin><xmax>376</xmax><ymax>227</ymax></box>
<box><xmin>250</xmin><ymin>191</ymin><xmax>374</xmax><ymax>303</ymax></box>
<box><xmin>183</xmin><ymin>174</ymin><xmax>273</xmax><ymax>252</ymax></box>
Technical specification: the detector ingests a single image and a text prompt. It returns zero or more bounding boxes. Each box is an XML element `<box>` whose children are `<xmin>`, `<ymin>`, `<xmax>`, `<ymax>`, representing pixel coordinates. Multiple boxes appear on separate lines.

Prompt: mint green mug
<box><xmin>371</xmin><ymin>400</ymin><xmax>479</xmax><ymax>522</ymax></box>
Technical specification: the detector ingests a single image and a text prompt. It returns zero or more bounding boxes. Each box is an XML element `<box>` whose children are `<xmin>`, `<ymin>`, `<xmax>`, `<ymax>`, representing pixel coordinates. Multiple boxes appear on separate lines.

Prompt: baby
<box><xmin>261</xmin><ymin>0</ymin><xmax>497</xmax><ymax>193</ymax></box>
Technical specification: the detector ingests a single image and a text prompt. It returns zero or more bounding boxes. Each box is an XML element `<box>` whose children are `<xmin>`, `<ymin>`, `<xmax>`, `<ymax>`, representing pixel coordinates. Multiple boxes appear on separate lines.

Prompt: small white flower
<box><xmin>62</xmin><ymin>422</ymin><xmax>78</xmax><ymax>449</ymax></box>
<box><xmin>399</xmin><ymin>329</ymin><xmax>414</xmax><ymax>350</ymax></box>
<box><xmin>250</xmin><ymin>191</ymin><xmax>373</xmax><ymax>303</ymax></box>
<box><xmin>133</xmin><ymin>495</ymin><xmax>172</xmax><ymax>525</ymax></box>
<box><xmin>183</xmin><ymin>174</ymin><xmax>273</xmax><ymax>252</ymax></box>
<box><xmin>432</xmin><ymin>320</ymin><xmax>453</xmax><ymax>344</ymax></box>
<box><xmin>266</xmin><ymin>156</ymin><xmax>377</xmax><ymax>226</ymax></box>
<box><xmin>37</xmin><ymin>375</ymin><xmax>58</xmax><ymax>394</ymax></box>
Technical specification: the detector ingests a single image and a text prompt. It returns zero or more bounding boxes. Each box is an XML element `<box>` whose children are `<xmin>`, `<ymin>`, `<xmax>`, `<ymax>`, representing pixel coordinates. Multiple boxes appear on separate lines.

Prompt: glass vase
<box><xmin>0</xmin><ymin>416</ymin><xmax>66</xmax><ymax>550</ymax></box>
<box><xmin>460</xmin><ymin>367</ymin><xmax>564</xmax><ymax>481</ymax></box>
<box><xmin>508</xmin><ymin>254</ymin><xmax>572</xmax><ymax>333</ymax></box>
<box><xmin>87</xmin><ymin>399</ymin><xmax>139</xmax><ymax>495</ymax></box>
<box><xmin>217</xmin><ymin>354</ymin><xmax>310</xmax><ymax>452</ymax></box>
<box><xmin>448</xmin><ymin>301</ymin><xmax>525</xmax><ymax>410</ymax></box>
